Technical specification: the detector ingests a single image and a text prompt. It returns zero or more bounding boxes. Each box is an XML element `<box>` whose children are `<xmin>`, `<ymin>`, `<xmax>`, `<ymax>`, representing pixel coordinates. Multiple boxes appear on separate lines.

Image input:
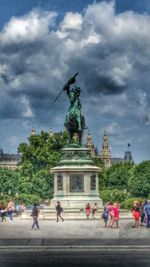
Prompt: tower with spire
<box><xmin>100</xmin><ymin>131</ymin><xmax>112</xmax><ymax>168</ymax></box>
<box><xmin>124</xmin><ymin>143</ymin><xmax>134</xmax><ymax>163</ymax></box>
<box><xmin>86</xmin><ymin>130</ymin><xmax>96</xmax><ymax>157</ymax></box>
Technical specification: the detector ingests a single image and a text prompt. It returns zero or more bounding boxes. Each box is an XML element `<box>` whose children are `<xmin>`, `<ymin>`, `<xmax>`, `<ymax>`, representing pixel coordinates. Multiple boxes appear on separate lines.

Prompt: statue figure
<box><xmin>63</xmin><ymin>73</ymin><xmax>87</xmax><ymax>145</ymax></box>
<box><xmin>53</xmin><ymin>73</ymin><xmax>87</xmax><ymax>145</ymax></box>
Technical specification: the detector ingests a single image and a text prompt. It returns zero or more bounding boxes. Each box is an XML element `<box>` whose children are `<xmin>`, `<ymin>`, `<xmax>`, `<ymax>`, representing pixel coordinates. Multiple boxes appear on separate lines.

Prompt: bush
<box><xmin>128</xmin><ymin>161</ymin><xmax>150</xmax><ymax>197</ymax></box>
<box><xmin>15</xmin><ymin>193</ymin><xmax>40</xmax><ymax>205</ymax></box>
<box><xmin>100</xmin><ymin>189</ymin><xmax>128</xmax><ymax>204</ymax></box>
<box><xmin>121</xmin><ymin>198</ymin><xmax>145</xmax><ymax>210</ymax></box>
<box><xmin>0</xmin><ymin>193</ymin><xmax>41</xmax><ymax>206</ymax></box>
<box><xmin>0</xmin><ymin>194</ymin><xmax>12</xmax><ymax>206</ymax></box>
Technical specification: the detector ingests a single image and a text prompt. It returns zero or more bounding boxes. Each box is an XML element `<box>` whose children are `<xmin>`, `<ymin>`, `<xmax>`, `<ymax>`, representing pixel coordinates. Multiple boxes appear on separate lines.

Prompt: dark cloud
<box><xmin>0</xmin><ymin>2</ymin><xmax>149</xmax><ymax>162</ymax></box>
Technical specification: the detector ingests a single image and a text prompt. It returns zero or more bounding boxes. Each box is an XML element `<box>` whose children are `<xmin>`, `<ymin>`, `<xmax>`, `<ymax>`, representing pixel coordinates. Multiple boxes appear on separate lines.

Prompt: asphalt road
<box><xmin>0</xmin><ymin>247</ymin><xmax>150</xmax><ymax>267</ymax></box>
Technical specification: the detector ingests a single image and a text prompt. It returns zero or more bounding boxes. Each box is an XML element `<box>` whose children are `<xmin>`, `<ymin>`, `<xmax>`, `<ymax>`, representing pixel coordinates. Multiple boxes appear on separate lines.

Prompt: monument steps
<box><xmin>21</xmin><ymin>208</ymin><xmax>133</xmax><ymax>220</ymax></box>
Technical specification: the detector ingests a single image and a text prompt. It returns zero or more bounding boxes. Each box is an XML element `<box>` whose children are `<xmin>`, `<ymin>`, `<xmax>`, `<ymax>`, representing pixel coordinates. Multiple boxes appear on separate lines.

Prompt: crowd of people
<box><xmin>0</xmin><ymin>199</ymin><xmax>26</xmax><ymax>222</ymax></box>
<box><xmin>85</xmin><ymin>200</ymin><xmax>150</xmax><ymax>229</ymax></box>
<box><xmin>85</xmin><ymin>202</ymin><xmax>119</xmax><ymax>228</ymax></box>
<box><xmin>0</xmin><ymin>199</ymin><xmax>150</xmax><ymax>230</ymax></box>
<box><xmin>132</xmin><ymin>200</ymin><xmax>150</xmax><ymax>228</ymax></box>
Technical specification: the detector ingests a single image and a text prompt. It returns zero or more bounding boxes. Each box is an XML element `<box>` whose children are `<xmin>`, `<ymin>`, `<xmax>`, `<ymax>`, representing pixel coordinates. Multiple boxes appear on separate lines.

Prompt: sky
<box><xmin>0</xmin><ymin>0</ymin><xmax>150</xmax><ymax>163</ymax></box>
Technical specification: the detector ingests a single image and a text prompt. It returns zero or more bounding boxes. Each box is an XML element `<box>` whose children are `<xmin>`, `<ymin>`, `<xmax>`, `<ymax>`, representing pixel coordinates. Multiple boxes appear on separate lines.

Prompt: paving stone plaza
<box><xmin>0</xmin><ymin>218</ymin><xmax>150</xmax><ymax>267</ymax></box>
<box><xmin>0</xmin><ymin>218</ymin><xmax>149</xmax><ymax>239</ymax></box>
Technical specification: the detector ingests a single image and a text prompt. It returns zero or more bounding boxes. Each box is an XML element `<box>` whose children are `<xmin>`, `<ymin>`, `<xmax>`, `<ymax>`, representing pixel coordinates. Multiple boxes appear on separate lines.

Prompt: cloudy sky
<box><xmin>0</xmin><ymin>0</ymin><xmax>150</xmax><ymax>163</ymax></box>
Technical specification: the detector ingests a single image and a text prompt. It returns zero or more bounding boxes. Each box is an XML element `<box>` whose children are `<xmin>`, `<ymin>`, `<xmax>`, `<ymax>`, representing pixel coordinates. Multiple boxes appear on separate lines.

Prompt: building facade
<box><xmin>99</xmin><ymin>131</ymin><xmax>112</xmax><ymax>168</ymax></box>
<box><xmin>0</xmin><ymin>149</ymin><xmax>21</xmax><ymax>170</ymax></box>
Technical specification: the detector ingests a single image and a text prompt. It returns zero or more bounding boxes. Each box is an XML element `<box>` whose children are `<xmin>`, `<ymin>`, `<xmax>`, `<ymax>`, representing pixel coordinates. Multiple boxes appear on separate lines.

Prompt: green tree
<box><xmin>128</xmin><ymin>160</ymin><xmax>150</xmax><ymax>197</ymax></box>
<box><xmin>106</xmin><ymin>162</ymin><xmax>133</xmax><ymax>190</ymax></box>
<box><xmin>17</xmin><ymin>130</ymin><xmax>68</xmax><ymax>199</ymax></box>
<box><xmin>18</xmin><ymin>131</ymin><xmax>68</xmax><ymax>174</ymax></box>
<box><xmin>0</xmin><ymin>168</ymin><xmax>20</xmax><ymax>196</ymax></box>
<box><xmin>32</xmin><ymin>169</ymin><xmax>53</xmax><ymax>199</ymax></box>
<box><xmin>92</xmin><ymin>157</ymin><xmax>107</xmax><ymax>189</ymax></box>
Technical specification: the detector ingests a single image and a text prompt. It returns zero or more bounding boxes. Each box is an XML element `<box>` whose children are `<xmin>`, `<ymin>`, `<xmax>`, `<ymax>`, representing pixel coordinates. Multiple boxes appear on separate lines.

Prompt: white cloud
<box><xmin>60</xmin><ymin>12</ymin><xmax>82</xmax><ymax>31</ymax></box>
<box><xmin>0</xmin><ymin>9</ymin><xmax>57</xmax><ymax>43</ymax></box>
<box><xmin>20</xmin><ymin>96</ymin><xmax>33</xmax><ymax>118</ymax></box>
<box><xmin>0</xmin><ymin>1</ymin><xmax>150</xmax><ymax>161</ymax></box>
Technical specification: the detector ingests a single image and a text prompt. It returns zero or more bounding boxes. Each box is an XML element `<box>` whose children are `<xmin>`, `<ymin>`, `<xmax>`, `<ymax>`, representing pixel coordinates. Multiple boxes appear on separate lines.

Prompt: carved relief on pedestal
<box><xmin>69</xmin><ymin>174</ymin><xmax>84</xmax><ymax>192</ymax></box>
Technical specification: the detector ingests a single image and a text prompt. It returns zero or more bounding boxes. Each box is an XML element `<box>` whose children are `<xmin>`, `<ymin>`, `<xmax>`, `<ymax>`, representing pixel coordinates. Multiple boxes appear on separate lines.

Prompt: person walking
<box><xmin>31</xmin><ymin>204</ymin><xmax>40</xmax><ymax>230</ymax></box>
<box><xmin>7</xmin><ymin>199</ymin><xmax>15</xmax><ymax>222</ymax></box>
<box><xmin>140</xmin><ymin>200</ymin><xmax>147</xmax><ymax>226</ymax></box>
<box><xmin>92</xmin><ymin>203</ymin><xmax>98</xmax><ymax>219</ymax></box>
<box><xmin>132</xmin><ymin>201</ymin><xmax>140</xmax><ymax>228</ymax></box>
<box><xmin>144</xmin><ymin>200</ymin><xmax>150</xmax><ymax>228</ymax></box>
<box><xmin>107</xmin><ymin>202</ymin><xmax>114</xmax><ymax>227</ymax></box>
<box><xmin>0</xmin><ymin>202</ymin><xmax>7</xmax><ymax>222</ymax></box>
<box><xmin>111</xmin><ymin>203</ymin><xmax>120</xmax><ymax>228</ymax></box>
<box><xmin>85</xmin><ymin>203</ymin><xmax>91</xmax><ymax>219</ymax></box>
<box><xmin>102</xmin><ymin>203</ymin><xmax>109</xmax><ymax>227</ymax></box>
<box><xmin>56</xmin><ymin>201</ymin><xmax>64</xmax><ymax>222</ymax></box>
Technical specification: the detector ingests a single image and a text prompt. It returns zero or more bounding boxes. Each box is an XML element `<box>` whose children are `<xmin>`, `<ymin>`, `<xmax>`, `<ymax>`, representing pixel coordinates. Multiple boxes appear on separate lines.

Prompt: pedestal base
<box><xmin>50</xmin><ymin>146</ymin><xmax>102</xmax><ymax>216</ymax></box>
<box><xmin>50</xmin><ymin>195</ymin><xmax>102</xmax><ymax>209</ymax></box>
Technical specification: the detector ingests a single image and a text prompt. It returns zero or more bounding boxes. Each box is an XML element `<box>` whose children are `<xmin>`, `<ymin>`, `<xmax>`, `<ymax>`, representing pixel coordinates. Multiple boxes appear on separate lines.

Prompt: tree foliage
<box><xmin>0</xmin><ymin>168</ymin><xmax>20</xmax><ymax>196</ymax></box>
<box><xmin>105</xmin><ymin>162</ymin><xmax>134</xmax><ymax>190</ymax></box>
<box><xmin>17</xmin><ymin>130</ymin><xmax>68</xmax><ymax>200</ymax></box>
<box><xmin>128</xmin><ymin>161</ymin><xmax>150</xmax><ymax>197</ymax></box>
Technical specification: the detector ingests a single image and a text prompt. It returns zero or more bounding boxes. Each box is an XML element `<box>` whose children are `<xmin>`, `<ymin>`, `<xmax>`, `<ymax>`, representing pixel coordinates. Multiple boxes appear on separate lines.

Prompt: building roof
<box><xmin>111</xmin><ymin>158</ymin><xmax>124</xmax><ymax>164</ymax></box>
<box><xmin>0</xmin><ymin>149</ymin><xmax>21</xmax><ymax>162</ymax></box>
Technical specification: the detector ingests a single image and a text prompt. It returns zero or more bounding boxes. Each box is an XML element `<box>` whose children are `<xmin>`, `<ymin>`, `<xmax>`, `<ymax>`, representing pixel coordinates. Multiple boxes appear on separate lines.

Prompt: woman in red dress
<box><xmin>132</xmin><ymin>201</ymin><xmax>140</xmax><ymax>227</ymax></box>
<box><xmin>85</xmin><ymin>203</ymin><xmax>91</xmax><ymax>219</ymax></box>
<box><xmin>111</xmin><ymin>203</ymin><xmax>120</xmax><ymax>228</ymax></box>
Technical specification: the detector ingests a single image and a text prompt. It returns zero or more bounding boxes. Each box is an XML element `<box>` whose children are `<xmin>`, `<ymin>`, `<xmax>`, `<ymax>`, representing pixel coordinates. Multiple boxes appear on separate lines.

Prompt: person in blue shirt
<box><xmin>144</xmin><ymin>200</ymin><xmax>150</xmax><ymax>228</ymax></box>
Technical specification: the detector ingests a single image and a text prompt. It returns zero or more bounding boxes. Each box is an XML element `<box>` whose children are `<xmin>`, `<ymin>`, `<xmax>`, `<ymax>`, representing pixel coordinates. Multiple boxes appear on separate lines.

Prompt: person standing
<box><xmin>111</xmin><ymin>203</ymin><xmax>120</xmax><ymax>228</ymax></box>
<box><xmin>140</xmin><ymin>200</ymin><xmax>147</xmax><ymax>226</ymax></box>
<box><xmin>85</xmin><ymin>203</ymin><xmax>91</xmax><ymax>219</ymax></box>
<box><xmin>102</xmin><ymin>203</ymin><xmax>109</xmax><ymax>227</ymax></box>
<box><xmin>56</xmin><ymin>201</ymin><xmax>64</xmax><ymax>222</ymax></box>
<box><xmin>92</xmin><ymin>203</ymin><xmax>98</xmax><ymax>219</ymax></box>
<box><xmin>132</xmin><ymin>201</ymin><xmax>140</xmax><ymax>228</ymax></box>
<box><xmin>144</xmin><ymin>200</ymin><xmax>150</xmax><ymax>228</ymax></box>
<box><xmin>31</xmin><ymin>204</ymin><xmax>40</xmax><ymax>230</ymax></box>
<box><xmin>0</xmin><ymin>202</ymin><xmax>7</xmax><ymax>222</ymax></box>
<box><xmin>7</xmin><ymin>199</ymin><xmax>15</xmax><ymax>222</ymax></box>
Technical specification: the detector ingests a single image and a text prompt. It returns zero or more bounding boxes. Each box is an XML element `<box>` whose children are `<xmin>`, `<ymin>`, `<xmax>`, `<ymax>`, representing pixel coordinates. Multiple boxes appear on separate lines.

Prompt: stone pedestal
<box><xmin>50</xmin><ymin>146</ymin><xmax>102</xmax><ymax>213</ymax></box>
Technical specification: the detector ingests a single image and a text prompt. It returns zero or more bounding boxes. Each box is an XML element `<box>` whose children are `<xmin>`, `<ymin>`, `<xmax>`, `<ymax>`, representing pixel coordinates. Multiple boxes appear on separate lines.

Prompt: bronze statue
<box><xmin>63</xmin><ymin>73</ymin><xmax>87</xmax><ymax>145</ymax></box>
<box><xmin>53</xmin><ymin>73</ymin><xmax>87</xmax><ymax>145</ymax></box>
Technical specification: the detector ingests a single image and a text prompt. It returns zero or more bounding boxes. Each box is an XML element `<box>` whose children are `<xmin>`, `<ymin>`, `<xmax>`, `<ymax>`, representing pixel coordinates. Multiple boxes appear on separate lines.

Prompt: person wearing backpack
<box><xmin>144</xmin><ymin>200</ymin><xmax>150</xmax><ymax>228</ymax></box>
<box><xmin>56</xmin><ymin>201</ymin><xmax>64</xmax><ymax>222</ymax></box>
<box><xmin>0</xmin><ymin>202</ymin><xmax>7</xmax><ymax>222</ymax></box>
<box><xmin>102</xmin><ymin>203</ymin><xmax>109</xmax><ymax>227</ymax></box>
<box><xmin>31</xmin><ymin>204</ymin><xmax>40</xmax><ymax>230</ymax></box>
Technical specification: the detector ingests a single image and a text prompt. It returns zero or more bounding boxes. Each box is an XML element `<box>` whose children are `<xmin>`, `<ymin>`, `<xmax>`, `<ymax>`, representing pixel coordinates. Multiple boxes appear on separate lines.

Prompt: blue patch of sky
<box><xmin>115</xmin><ymin>0</ymin><xmax>150</xmax><ymax>14</ymax></box>
<box><xmin>0</xmin><ymin>0</ymin><xmax>150</xmax><ymax>31</ymax></box>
